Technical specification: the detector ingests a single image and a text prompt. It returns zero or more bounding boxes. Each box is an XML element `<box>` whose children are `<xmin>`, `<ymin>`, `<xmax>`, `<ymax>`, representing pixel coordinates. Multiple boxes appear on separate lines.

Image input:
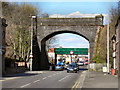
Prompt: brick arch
<box><xmin>41</xmin><ymin>30</ymin><xmax>90</xmax><ymax>44</ymax></box>
<box><xmin>33</xmin><ymin>16</ymin><xmax>103</xmax><ymax>70</ymax></box>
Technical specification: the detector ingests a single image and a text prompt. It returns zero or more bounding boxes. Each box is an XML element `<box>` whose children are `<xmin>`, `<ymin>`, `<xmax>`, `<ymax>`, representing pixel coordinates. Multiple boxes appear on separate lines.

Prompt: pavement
<box><xmin>82</xmin><ymin>71</ymin><xmax>118</xmax><ymax>89</ymax></box>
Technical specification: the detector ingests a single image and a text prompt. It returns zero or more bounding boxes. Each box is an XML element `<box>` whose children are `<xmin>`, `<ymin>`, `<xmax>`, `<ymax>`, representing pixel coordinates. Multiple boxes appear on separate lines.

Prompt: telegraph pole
<box><xmin>107</xmin><ymin>1</ymin><xmax>110</xmax><ymax>74</ymax></box>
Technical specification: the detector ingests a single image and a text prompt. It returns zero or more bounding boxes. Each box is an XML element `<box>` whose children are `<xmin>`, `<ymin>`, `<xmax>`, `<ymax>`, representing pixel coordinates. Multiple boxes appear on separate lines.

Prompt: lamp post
<box><xmin>107</xmin><ymin>1</ymin><xmax>110</xmax><ymax>74</ymax></box>
<box><xmin>30</xmin><ymin>16</ymin><xmax>37</xmax><ymax>71</ymax></box>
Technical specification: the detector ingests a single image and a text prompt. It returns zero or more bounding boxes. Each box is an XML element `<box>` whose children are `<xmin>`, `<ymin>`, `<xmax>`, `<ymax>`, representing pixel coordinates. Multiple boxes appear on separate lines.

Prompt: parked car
<box><xmin>85</xmin><ymin>59</ymin><xmax>88</xmax><ymax>65</ymax></box>
<box><xmin>67</xmin><ymin>64</ymin><xmax>78</xmax><ymax>73</ymax></box>
<box><xmin>64</xmin><ymin>64</ymin><xmax>69</xmax><ymax>69</ymax></box>
<box><xmin>77</xmin><ymin>61</ymin><xmax>84</xmax><ymax>66</ymax></box>
<box><xmin>55</xmin><ymin>65</ymin><xmax>64</xmax><ymax>71</ymax></box>
<box><xmin>55</xmin><ymin>62</ymin><xmax>64</xmax><ymax>71</ymax></box>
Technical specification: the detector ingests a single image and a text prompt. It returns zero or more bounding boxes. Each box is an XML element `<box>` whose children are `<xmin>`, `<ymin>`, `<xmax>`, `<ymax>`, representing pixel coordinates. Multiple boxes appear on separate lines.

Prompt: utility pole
<box><xmin>107</xmin><ymin>1</ymin><xmax>110</xmax><ymax>74</ymax></box>
<box><xmin>30</xmin><ymin>16</ymin><xmax>36</xmax><ymax>71</ymax></box>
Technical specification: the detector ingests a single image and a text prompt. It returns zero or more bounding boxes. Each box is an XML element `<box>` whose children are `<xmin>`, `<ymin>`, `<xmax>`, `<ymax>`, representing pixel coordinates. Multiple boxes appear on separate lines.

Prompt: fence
<box><xmin>89</xmin><ymin>63</ymin><xmax>107</xmax><ymax>72</ymax></box>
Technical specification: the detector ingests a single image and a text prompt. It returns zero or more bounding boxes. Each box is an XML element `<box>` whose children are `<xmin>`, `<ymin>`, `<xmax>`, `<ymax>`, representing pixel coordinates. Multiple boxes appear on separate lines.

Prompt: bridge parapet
<box><xmin>38</xmin><ymin>15</ymin><xmax>103</xmax><ymax>26</ymax></box>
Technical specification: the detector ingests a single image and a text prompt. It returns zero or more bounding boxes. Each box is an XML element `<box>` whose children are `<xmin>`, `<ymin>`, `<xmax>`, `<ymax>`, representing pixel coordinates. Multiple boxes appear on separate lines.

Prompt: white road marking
<box><xmin>33</xmin><ymin>80</ymin><xmax>40</xmax><ymax>83</ymax></box>
<box><xmin>43</xmin><ymin>77</ymin><xmax>47</xmax><ymax>80</ymax></box>
<box><xmin>20</xmin><ymin>83</ymin><xmax>31</xmax><ymax>88</ymax></box>
<box><xmin>48</xmin><ymin>75</ymin><xmax>52</xmax><ymax>77</ymax></box>
<box><xmin>58</xmin><ymin>75</ymin><xmax>70</xmax><ymax>82</ymax></box>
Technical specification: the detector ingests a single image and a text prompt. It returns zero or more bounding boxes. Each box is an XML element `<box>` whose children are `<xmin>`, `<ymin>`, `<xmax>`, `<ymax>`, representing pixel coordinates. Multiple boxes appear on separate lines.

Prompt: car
<box><xmin>77</xmin><ymin>61</ymin><xmax>84</xmax><ymax>66</ymax></box>
<box><xmin>67</xmin><ymin>64</ymin><xmax>78</xmax><ymax>73</ymax></box>
<box><xmin>64</xmin><ymin>64</ymin><xmax>68</xmax><ymax>69</ymax></box>
<box><xmin>60</xmin><ymin>62</ymin><xmax>65</xmax><ymax>66</ymax></box>
<box><xmin>85</xmin><ymin>59</ymin><xmax>88</xmax><ymax>65</ymax></box>
<box><xmin>55</xmin><ymin>65</ymin><xmax>64</xmax><ymax>71</ymax></box>
<box><xmin>55</xmin><ymin>62</ymin><xmax>64</xmax><ymax>71</ymax></box>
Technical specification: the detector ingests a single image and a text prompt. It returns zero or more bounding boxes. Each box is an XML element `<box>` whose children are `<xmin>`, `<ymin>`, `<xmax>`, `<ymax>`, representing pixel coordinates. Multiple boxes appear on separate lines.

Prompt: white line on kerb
<box><xmin>33</xmin><ymin>80</ymin><xmax>40</xmax><ymax>83</ymax></box>
<box><xmin>58</xmin><ymin>75</ymin><xmax>70</xmax><ymax>82</ymax></box>
<box><xmin>20</xmin><ymin>83</ymin><xmax>31</xmax><ymax>88</ymax></box>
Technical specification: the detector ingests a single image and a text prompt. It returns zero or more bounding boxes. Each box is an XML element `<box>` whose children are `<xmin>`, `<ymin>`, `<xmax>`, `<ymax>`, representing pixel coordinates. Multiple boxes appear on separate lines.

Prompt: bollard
<box><xmin>111</xmin><ymin>69</ymin><xmax>115</xmax><ymax>75</ymax></box>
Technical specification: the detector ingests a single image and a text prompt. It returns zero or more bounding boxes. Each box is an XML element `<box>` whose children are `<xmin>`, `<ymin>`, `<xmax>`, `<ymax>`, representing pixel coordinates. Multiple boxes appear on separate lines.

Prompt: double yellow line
<box><xmin>71</xmin><ymin>79</ymin><xmax>81</xmax><ymax>90</ymax></box>
<box><xmin>71</xmin><ymin>71</ymin><xmax>86</xmax><ymax>90</ymax></box>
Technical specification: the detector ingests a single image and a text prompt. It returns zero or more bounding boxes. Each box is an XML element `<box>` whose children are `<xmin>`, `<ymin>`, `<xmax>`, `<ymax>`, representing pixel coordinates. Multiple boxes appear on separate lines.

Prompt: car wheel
<box><xmin>67</xmin><ymin>71</ymin><xmax>69</xmax><ymax>73</ymax></box>
<box><xmin>75</xmin><ymin>71</ymin><xmax>77</xmax><ymax>73</ymax></box>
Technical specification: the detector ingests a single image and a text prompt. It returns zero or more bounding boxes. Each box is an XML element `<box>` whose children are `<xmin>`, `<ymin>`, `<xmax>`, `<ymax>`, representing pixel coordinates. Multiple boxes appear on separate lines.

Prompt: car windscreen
<box><xmin>69</xmin><ymin>64</ymin><xmax>76</xmax><ymax>67</ymax></box>
<box><xmin>78</xmin><ymin>61</ymin><xmax>83</xmax><ymax>63</ymax></box>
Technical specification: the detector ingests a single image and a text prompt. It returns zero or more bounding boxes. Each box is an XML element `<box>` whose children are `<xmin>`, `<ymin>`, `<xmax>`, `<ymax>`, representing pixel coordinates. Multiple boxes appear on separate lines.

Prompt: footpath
<box><xmin>81</xmin><ymin>71</ymin><xmax>118</xmax><ymax>90</ymax></box>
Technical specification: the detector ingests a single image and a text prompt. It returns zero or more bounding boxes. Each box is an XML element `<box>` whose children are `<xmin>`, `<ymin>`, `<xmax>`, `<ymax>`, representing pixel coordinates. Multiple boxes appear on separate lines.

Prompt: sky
<box><xmin>37</xmin><ymin>2</ymin><xmax>118</xmax><ymax>15</ymax></box>
<box><xmin>54</xmin><ymin>33</ymin><xmax>89</xmax><ymax>48</ymax></box>
<box><xmin>15</xmin><ymin>1</ymin><xmax>118</xmax><ymax>48</ymax></box>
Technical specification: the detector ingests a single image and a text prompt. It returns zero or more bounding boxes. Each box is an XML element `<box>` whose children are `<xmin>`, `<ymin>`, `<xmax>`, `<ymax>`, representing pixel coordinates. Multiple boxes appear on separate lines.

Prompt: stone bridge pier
<box><xmin>32</xmin><ymin>15</ymin><xmax>103</xmax><ymax>70</ymax></box>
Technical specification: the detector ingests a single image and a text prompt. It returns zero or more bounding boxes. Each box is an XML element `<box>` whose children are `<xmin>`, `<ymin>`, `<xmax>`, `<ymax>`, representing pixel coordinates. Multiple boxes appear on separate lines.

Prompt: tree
<box><xmin>41</xmin><ymin>13</ymin><xmax>49</xmax><ymax>18</ymax></box>
<box><xmin>2</xmin><ymin>2</ymin><xmax>39</xmax><ymax>61</ymax></box>
<box><xmin>46</xmin><ymin>36</ymin><xmax>60</xmax><ymax>51</ymax></box>
<box><xmin>109</xmin><ymin>5</ymin><xmax>119</xmax><ymax>22</ymax></box>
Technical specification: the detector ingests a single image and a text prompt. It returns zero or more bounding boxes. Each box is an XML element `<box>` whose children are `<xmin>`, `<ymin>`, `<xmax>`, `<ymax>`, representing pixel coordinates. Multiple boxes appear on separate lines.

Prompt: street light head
<box><xmin>32</xmin><ymin>16</ymin><xmax>36</xmax><ymax>18</ymax></box>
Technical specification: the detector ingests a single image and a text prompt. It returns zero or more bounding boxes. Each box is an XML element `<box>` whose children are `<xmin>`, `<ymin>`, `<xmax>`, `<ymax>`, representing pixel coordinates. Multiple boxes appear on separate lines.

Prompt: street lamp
<box><xmin>30</xmin><ymin>15</ymin><xmax>37</xmax><ymax>71</ymax></box>
<box><xmin>70</xmin><ymin>51</ymin><xmax>74</xmax><ymax>63</ymax></box>
<box><xmin>107</xmin><ymin>1</ymin><xmax>110</xmax><ymax>74</ymax></box>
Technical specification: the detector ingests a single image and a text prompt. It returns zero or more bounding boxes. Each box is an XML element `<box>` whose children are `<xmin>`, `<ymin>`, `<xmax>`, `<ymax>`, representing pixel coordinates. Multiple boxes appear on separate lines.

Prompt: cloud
<box><xmin>62</xmin><ymin>37</ymin><xmax>78</xmax><ymax>42</ymax></box>
<box><xmin>63</xmin><ymin>46</ymin><xmax>75</xmax><ymax>48</ymax></box>
<box><xmin>76</xmin><ymin>43</ymin><xmax>89</xmax><ymax>48</ymax></box>
<box><xmin>62</xmin><ymin>43</ymin><xmax>89</xmax><ymax>48</ymax></box>
<box><xmin>49</xmin><ymin>11</ymin><xmax>108</xmax><ymax>25</ymax></box>
<box><xmin>50</xmin><ymin>11</ymin><xmax>100</xmax><ymax>18</ymax></box>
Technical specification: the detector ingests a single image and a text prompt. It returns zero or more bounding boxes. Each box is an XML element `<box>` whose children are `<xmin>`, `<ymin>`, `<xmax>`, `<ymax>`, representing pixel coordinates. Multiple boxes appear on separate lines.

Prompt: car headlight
<box><xmin>67</xmin><ymin>68</ymin><xmax>69</xmax><ymax>69</ymax></box>
<box><xmin>74</xmin><ymin>68</ymin><xmax>77</xmax><ymax>69</ymax></box>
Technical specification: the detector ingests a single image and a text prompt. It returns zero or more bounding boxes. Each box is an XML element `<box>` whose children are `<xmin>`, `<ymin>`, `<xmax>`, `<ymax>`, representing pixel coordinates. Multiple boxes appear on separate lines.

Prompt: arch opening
<box><xmin>40</xmin><ymin>30</ymin><xmax>90</xmax><ymax>70</ymax></box>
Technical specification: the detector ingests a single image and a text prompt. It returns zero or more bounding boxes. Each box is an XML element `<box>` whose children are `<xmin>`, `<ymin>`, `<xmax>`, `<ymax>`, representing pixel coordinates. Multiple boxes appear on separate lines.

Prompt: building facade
<box><xmin>112</xmin><ymin>16</ymin><xmax>120</xmax><ymax>76</ymax></box>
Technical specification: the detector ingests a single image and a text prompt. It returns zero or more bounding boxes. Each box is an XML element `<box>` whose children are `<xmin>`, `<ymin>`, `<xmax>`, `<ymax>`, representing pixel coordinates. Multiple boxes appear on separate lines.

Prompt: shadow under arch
<box><xmin>40</xmin><ymin>30</ymin><xmax>89</xmax><ymax>70</ymax></box>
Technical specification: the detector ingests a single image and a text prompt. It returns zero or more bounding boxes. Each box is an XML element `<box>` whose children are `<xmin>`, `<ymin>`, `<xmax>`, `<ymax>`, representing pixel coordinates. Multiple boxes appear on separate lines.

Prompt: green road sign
<box><xmin>54</xmin><ymin>48</ymin><xmax>88</xmax><ymax>55</ymax></box>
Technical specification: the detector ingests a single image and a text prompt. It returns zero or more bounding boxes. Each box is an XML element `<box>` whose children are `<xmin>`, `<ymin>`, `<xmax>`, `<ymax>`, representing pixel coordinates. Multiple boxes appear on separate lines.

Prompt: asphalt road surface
<box><xmin>2</xmin><ymin>66</ymin><xmax>88</xmax><ymax>89</ymax></box>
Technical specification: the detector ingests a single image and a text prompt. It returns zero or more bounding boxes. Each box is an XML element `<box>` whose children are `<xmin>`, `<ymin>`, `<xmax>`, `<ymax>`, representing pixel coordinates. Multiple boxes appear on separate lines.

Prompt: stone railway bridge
<box><xmin>32</xmin><ymin>15</ymin><xmax>104</xmax><ymax>70</ymax></box>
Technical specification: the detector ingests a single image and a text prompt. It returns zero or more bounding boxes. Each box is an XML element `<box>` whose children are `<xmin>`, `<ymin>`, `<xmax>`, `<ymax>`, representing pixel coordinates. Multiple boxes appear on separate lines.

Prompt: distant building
<box><xmin>48</xmin><ymin>48</ymin><xmax>55</xmax><ymax>64</ymax></box>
